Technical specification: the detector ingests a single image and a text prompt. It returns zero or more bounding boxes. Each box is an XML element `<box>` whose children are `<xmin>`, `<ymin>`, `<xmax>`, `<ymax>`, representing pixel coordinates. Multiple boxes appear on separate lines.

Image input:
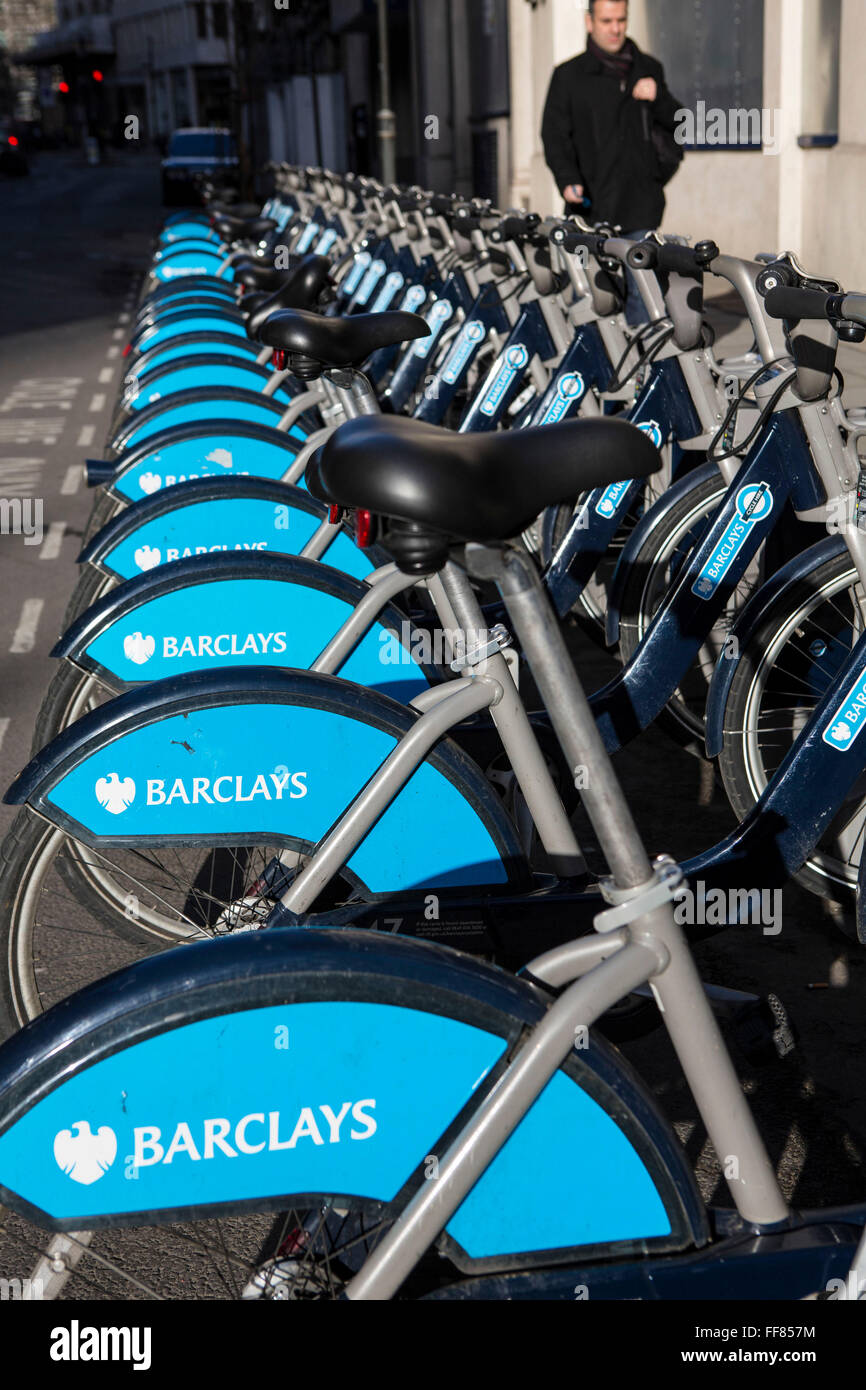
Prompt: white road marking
<box><xmin>98</xmin><ymin>367</ymin><xmax>113</xmax><ymax>384</ymax></box>
<box><xmin>10</xmin><ymin>598</ymin><xmax>44</xmax><ymax>654</ymax></box>
<box><xmin>118</xmin><ymin>313</ymin><xmax>131</xmax><ymax>324</ymax></box>
<box><xmin>106</xmin><ymin>345</ymin><xmax>120</xmax><ymax>360</ymax></box>
<box><xmin>89</xmin><ymin>394</ymin><xmax>106</xmax><ymax>413</ymax></box>
<box><xmin>77</xmin><ymin>424</ymin><xmax>96</xmax><ymax>447</ymax></box>
<box><xmin>0</xmin><ymin>421</ymin><xmax>63</xmax><ymax>445</ymax></box>
<box><xmin>0</xmin><ymin>459</ymin><xmax>43</xmax><ymax>495</ymax></box>
<box><xmin>0</xmin><ymin>718</ymin><xmax>10</xmax><ymax>755</ymax></box>
<box><xmin>0</xmin><ymin>379</ymin><xmax>82</xmax><ymax>413</ymax></box>
<box><xmin>112</xmin><ymin>327</ymin><xmax>124</xmax><ymax>340</ymax></box>
<box><xmin>40</xmin><ymin>521</ymin><xmax>67</xmax><ymax>560</ymax></box>
<box><xmin>60</xmin><ymin>465</ymin><xmax>82</xmax><ymax>496</ymax></box>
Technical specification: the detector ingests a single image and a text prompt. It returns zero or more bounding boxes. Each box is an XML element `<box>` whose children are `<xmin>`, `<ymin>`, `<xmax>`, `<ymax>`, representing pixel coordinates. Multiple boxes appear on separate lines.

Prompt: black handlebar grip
<box><xmin>763</xmin><ymin>286</ymin><xmax>840</xmax><ymax>321</ymax></box>
<box><xmin>627</xmin><ymin>240</ymin><xmax>718</xmax><ymax>274</ymax></box>
<box><xmin>559</xmin><ymin>231</ymin><xmax>606</xmax><ymax>256</ymax></box>
<box><xmin>498</xmin><ymin>214</ymin><xmax>541</xmax><ymax>241</ymax></box>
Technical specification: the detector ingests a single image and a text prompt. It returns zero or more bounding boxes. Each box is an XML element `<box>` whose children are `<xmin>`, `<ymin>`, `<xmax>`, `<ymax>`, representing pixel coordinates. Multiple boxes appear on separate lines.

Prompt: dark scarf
<box><xmin>587</xmin><ymin>35</ymin><xmax>636</xmax><ymax>84</ymax></box>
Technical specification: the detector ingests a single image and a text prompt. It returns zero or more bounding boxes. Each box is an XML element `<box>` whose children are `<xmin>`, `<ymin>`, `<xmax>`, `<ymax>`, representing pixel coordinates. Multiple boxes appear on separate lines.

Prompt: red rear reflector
<box><xmin>273</xmin><ymin>349</ymin><xmax>288</xmax><ymax>370</ymax></box>
<box><xmin>122</xmin><ymin>343</ymin><xmax>132</xmax><ymax>357</ymax></box>
<box><xmin>355</xmin><ymin>509</ymin><xmax>373</xmax><ymax>548</ymax></box>
<box><xmin>328</xmin><ymin>505</ymin><xmax>343</xmax><ymax>525</ymax></box>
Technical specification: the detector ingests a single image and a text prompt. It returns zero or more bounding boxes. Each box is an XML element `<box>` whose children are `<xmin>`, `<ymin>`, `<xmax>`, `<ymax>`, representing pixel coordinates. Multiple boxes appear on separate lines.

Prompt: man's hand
<box><xmin>632</xmin><ymin>77</ymin><xmax>658</xmax><ymax>103</ymax></box>
<box><xmin>563</xmin><ymin>183</ymin><xmax>585</xmax><ymax>204</ymax></box>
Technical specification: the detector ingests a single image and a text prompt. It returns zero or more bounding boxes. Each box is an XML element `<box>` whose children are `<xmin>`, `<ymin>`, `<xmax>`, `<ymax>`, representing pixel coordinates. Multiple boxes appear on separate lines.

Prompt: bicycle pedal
<box><xmin>732</xmin><ymin>993</ymin><xmax>797</xmax><ymax>1066</ymax></box>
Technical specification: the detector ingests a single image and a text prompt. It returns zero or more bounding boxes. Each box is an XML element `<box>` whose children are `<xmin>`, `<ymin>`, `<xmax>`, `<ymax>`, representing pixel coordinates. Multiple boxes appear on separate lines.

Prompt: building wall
<box><xmin>2</xmin><ymin>0</ymin><xmax>58</xmax><ymax>116</ymax></box>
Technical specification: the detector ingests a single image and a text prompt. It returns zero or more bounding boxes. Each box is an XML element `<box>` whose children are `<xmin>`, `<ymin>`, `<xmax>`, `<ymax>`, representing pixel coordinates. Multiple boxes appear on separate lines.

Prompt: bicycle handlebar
<box><xmin>626</xmin><ymin>240</ymin><xmax>719</xmax><ymax>275</ymax></box>
<box><xmin>764</xmin><ymin>286</ymin><xmax>866</xmax><ymax>328</ymax></box>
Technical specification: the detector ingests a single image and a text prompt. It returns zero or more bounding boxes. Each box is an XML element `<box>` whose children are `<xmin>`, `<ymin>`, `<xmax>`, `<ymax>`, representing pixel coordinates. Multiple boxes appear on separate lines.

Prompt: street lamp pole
<box><xmin>376</xmin><ymin>0</ymin><xmax>396</xmax><ymax>184</ymax></box>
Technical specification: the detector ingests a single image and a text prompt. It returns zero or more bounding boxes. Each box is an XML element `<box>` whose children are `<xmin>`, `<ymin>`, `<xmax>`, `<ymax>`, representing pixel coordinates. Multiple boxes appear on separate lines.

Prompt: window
<box><xmin>645</xmin><ymin>0</ymin><xmax>765</xmax><ymax>149</ymax></box>
<box><xmin>212</xmin><ymin>2</ymin><xmax>228</xmax><ymax>39</ymax></box>
<box><xmin>195</xmin><ymin>2</ymin><xmax>208</xmax><ymax>40</ymax></box>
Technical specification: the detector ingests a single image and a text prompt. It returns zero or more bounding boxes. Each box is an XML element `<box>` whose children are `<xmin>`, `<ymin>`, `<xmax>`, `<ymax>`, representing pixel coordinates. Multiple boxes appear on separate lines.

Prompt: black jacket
<box><xmin>541</xmin><ymin>41</ymin><xmax>682</xmax><ymax>231</ymax></box>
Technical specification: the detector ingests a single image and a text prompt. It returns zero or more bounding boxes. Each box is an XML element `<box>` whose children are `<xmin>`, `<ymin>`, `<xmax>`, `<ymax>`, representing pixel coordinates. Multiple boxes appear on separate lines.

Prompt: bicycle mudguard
<box><xmin>52</xmin><ymin>553</ymin><xmax>432</xmax><ymax>701</ymax></box>
<box><xmin>6</xmin><ymin>669</ymin><xmax>523</xmax><ymax>893</ymax></box>
<box><xmin>704</xmin><ymin>534</ymin><xmax>848</xmax><ymax>758</ymax></box>
<box><xmin>79</xmin><ymin>478</ymin><xmax>383</xmax><ymax>585</ymax></box>
<box><xmin>99</xmin><ymin>422</ymin><xmax>307</xmax><ymax>507</ymax></box>
<box><xmin>153</xmin><ymin>238</ymin><xmax>224</xmax><ymax>263</ymax></box>
<box><xmin>123</xmin><ymin>358</ymin><xmax>291</xmax><ymax>414</ymax></box>
<box><xmin>0</xmin><ymin>930</ymin><xmax>705</xmax><ymax>1268</ymax></box>
<box><xmin>130</xmin><ymin>313</ymin><xmax>247</xmax><ymax>355</ymax></box>
<box><xmin>138</xmin><ymin>285</ymin><xmax>236</xmax><ymax>317</ymax></box>
<box><xmin>604</xmin><ymin>462</ymin><xmax>720</xmax><ymax>648</ymax></box>
<box><xmin>108</xmin><ymin>392</ymin><xmax>305</xmax><ymax>459</ymax></box>
<box><xmin>130</xmin><ymin>336</ymin><xmax>264</xmax><ymax>375</ymax></box>
<box><xmin>158</xmin><ymin>221</ymin><xmax>217</xmax><ymax>244</ymax></box>
<box><xmin>149</xmin><ymin>248</ymin><xmax>227</xmax><ymax>282</ymax></box>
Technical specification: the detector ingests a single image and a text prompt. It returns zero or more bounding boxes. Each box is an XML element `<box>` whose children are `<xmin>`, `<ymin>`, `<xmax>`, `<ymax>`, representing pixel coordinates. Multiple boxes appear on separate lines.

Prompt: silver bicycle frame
<box><xmin>343</xmin><ymin>543</ymin><xmax>789</xmax><ymax>1300</ymax></box>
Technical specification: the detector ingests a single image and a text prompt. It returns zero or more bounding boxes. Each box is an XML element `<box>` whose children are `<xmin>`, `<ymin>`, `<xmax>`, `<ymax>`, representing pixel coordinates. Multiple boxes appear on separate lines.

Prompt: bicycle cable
<box><xmin>707</xmin><ymin>357</ymin><xmax>797</xmax><ymax>464</ymax></box>
<box><xmin>606</xmin><ymin>321</ymin><xmax>676</xmax><ymax>393</ymax></box>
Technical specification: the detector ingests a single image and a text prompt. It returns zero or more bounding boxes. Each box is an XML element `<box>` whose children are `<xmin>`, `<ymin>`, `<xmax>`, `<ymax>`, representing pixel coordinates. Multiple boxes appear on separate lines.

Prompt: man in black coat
<box><xmin>541</xmin><ymin>0</ymin><xmax>683</xmax><ymax>232</ymax></box>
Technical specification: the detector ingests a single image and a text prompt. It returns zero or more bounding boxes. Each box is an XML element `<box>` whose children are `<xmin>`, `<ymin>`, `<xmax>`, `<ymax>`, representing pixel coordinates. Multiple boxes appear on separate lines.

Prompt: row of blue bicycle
<box><xmin>0</xmin><ymin>166</ymin><xmax>866</xmax><ymax>1299</ymax></box>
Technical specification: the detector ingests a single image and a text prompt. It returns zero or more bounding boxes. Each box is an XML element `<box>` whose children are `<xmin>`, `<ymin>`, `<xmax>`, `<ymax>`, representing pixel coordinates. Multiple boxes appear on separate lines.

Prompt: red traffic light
<box><xmin>58</xmin><ymin>81</ymin><xmax>70</xmax><ymax>94</ymax></box>
<box><xmin>91</xmin><ymin>69</ymin><xmax>103</xmax><ymax>82</ymax></box>
<box><xmin>8</xmin><ymin>136</ymin><xmax>18</xmax><ymax>147</ymax></box>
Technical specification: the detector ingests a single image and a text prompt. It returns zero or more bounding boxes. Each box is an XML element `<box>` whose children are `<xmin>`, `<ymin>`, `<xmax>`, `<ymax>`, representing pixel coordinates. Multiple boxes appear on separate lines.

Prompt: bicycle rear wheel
<box><xmin>718</xmin><ymin>550</ymin><xmax>866</xmax><ymax>902</ymax></box>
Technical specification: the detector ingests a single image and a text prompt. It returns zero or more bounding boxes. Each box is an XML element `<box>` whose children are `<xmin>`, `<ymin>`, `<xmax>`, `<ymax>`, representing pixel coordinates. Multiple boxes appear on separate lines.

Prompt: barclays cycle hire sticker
<box><xmin>594</xmin><ymin>422</ymin><xmax>665</xmax><ymax>518</ymax></box>
<box><xmin>83</xmin><ymin>578</ymin><xmax>427</xmax><ymax>701</ymax></box>
<box><xmin>295</xmin><ymin>222</ymin><xmax>321</xmax><ymax>254</ymax></box>
<box><xmin>43</xmin><ymin>703</ymin><xmax>506</xmax><ymax>890</ymax></box>
<box><xmin>691</xmin><ymin>482</ymin><xmax>774</xmax><ymax>601</ymax></box>
<box><xmin>479</xmin><ymin>345</ymin><xmax>530</xmax><ymax>418</ymax></box>
<box><xmin>354</xmin><ymin>259</ymin><xmax>388</xmax><ymax>307</ymax></box>
<box><xmin>540</xmin><ymin>371</ymin><xmax>586</xmax><ymax>425</ymax></box>
<box><xmin>823</xmin><ymin>668</ymin><xmax>866</xmax><ymax>751</ymax></box>
<box><xmin>442</xmin><ymin>321</ymin><xmax>486</xmax><ymax>385</ymax></box>
<box><xmin>371</xmin><ymin>272</ymin><xmax>406</xmax><ymax>314</ymax></box>
<box><xmin>414</xmin><ymin>297</ymin><xmax>454</xmax><ymax>358</ymax></box>
<box><xmin>0</xmin><ymin>1002</ymin><xmax>504</xmax><ymax>1221</ymax></box>
<box><xmin>103</xmin><ymin>499</ymin><xmax>376</xmax><ymax>584</ymax></box>
<box><xmin>400</xmin><ymin>284</ymin><xmax>427</xmax><ymax>314</ymax></box>
<box><xmin>114</xmin><ymin>436</ymin><xmax>300</xmax><ymax>503</ymax></box>
<box><xmin>342</xmin><ymin>252</ymin><xmax>371</xmax><ymax>297</ymax></box>
<box><xmin>314</xmin><ymin>228</ymin><xmax>339</xmax><ymax>256</ymax></box>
